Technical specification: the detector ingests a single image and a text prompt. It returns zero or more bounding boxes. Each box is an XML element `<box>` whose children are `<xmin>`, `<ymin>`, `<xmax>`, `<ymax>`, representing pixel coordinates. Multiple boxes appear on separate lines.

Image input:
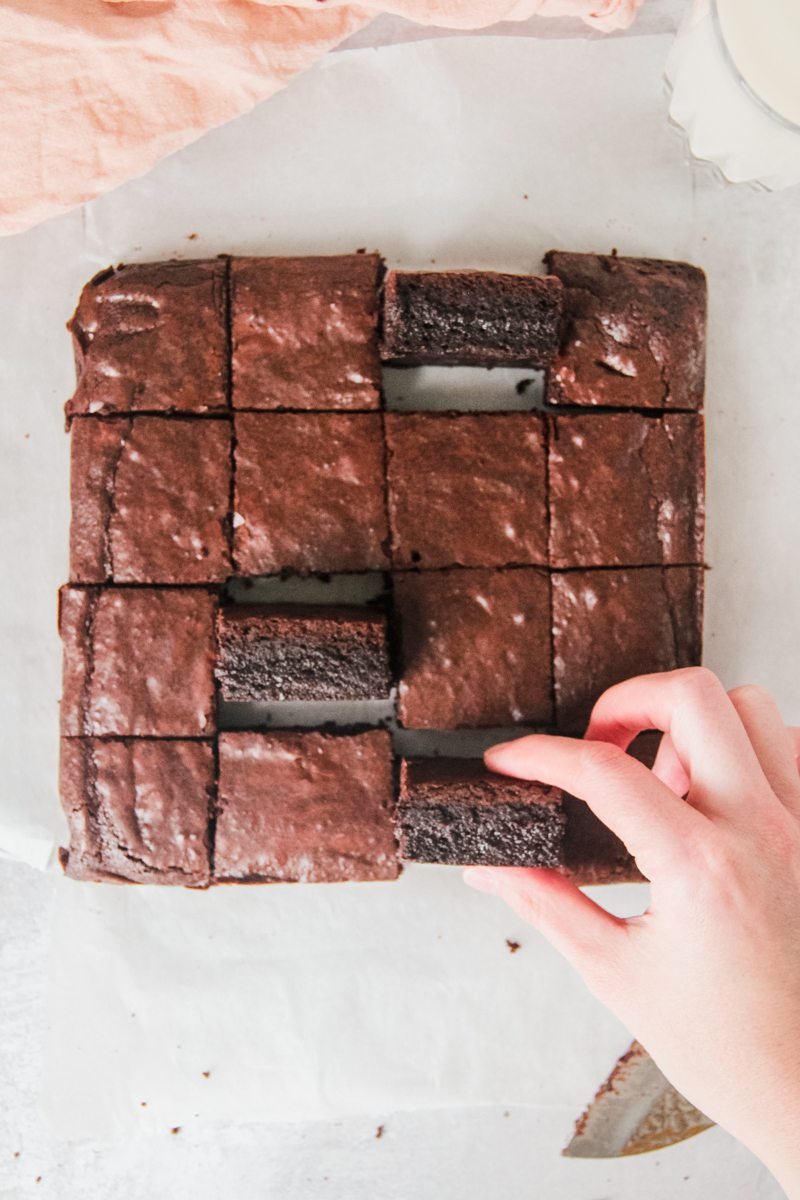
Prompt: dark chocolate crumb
<box><xmin>375</xmin><ymin>1124</ymin><xmax>384</xmax><ymax>1139</ymax></box>
<box><xmin>506</xmin><ymin>939</ymin><xmax>521</xmax><ymax>954</ymax></box>
<box><xmin>171</xmin><ymin>1126</ymin><xmax>181</xmax><ymax>1136</ymax></box>
<box><xmin>356</xmin><ymin>248</ymin><xmax>366</xmax><ymax>254</ymax></box>
<box><xmin>202</xmin><ymin>1071</ymin><xmax>211</xmax><ymax>1079</ymax></box>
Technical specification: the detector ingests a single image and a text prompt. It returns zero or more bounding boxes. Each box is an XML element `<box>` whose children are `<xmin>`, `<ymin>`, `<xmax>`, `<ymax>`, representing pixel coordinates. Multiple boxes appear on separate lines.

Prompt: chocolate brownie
<box><xmin>548</xmin><ymin>412</ymin><xmax>705</xmax><ymax>568</ymax></box>
<box><xmin>66</xmin><ymin>259</ymin><xmax>228</xmax><ymax>418</ymax></box>
<box><xmin>394</xmin><ymin>568</ymin><xmax>552</xmax><ymax>729</ymax></box>
<box><xmin>215</xmin><ymin>604</ymin><xmax>391</xmax><ymax>702</ymax></box>
<box><xmin>381</xmin><ymin>270</ymin><xmax>563</xmax><ymax>367</ymax></box>
<box><xmin>231</xmin><ymin>255</ymin><xmax>382</xmax><ymax>411</ymax></box>
<box><xmin>59</xmin><ymin>586</ymin><xmax>217</xmax><ymax>737</ymax></box>
<box><xmin>69</xmin><ymin>416</ymin><xmax>232</xmax><ymax>584</ymax></box>
<box><xmin>385</xmin><ymin>413</ymin><xmax>547</xmax><ymax>568</ymax></box>
<box><xmin>60</xmin><ymin>738</ymin><xmax>213</xmax><ymax>886</ymax></box>
<box><xmin>545</xmin><ymin>251</ymin><xmax>706</xmax><ymax>410</ymax></box>
<box><xmin>396</xmin><ymin>757</ymin><xmax>565</xmax><ymax>866</ymax></box>
<box><xmin>215</xmin><ymin>730</ymin><xmax>399</xmax><ymax>882</ymax></box>
<box><xmin>233</xmin><ymin>412</ymin><xmax>388</xmax><ymax>575</ymax></box>
<box><xmin>552</xmin><ymin>567</ymin><xmax>703</xmax><ymax>733</ymax></box>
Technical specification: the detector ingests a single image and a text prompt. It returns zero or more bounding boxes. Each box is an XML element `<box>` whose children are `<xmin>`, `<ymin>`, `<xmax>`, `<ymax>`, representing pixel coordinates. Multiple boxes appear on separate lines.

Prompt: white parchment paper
<box><xmin>1</xmin><ymin>29</ymin><xmax>799</xmax><ymax>1138</ymax></box>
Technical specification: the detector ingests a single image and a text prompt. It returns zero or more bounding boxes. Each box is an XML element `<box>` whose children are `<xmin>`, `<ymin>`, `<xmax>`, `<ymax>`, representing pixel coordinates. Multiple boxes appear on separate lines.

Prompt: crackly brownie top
<box><xmin>385</xmin><ymin>413</ymin><xmax>547</xmax><ymax>568</ymax></box>
<box><xmin>394</xmin><ymin>567</ymin><xmax>552</xmax><ymax>730</ymax></box>
<box><xmin>231</xmin><ymin>254</ymin><xmax>382</xmax><ymax>411</ymax></box>
<box><xmin>381</xmin><ymin>270</ymin><xmax>563</xmax><ymax>367</ymax></box>
<box><xmin>67</xmin><ymin>259</ymin><xmax>228</xmax><ymax>418</ymax></box>
<box><xmin>545</xmin><ymin>250</ymin><xmax>706</xmax><ymax>410</ymax></box>
<box><xmin>214</xmin><ymin>730</ymin><xmax>398</xmax><ymax>883</ymax></box>
<box><xmin>233</xmin><ymin>412</ymin><xmax>388</xmax><ymax>575</ymax></box>
<box><xmin>59</xmin><ymin>586</ymin><xmax>218</xmax><ymax>738</ymax></box>
<box><xmin>69</xmin><ymin>416</ymin><xmax>232</xmax><ymax>584</ymax></box>
<box><xmin>552</xmin><ymin>567</ymin><xmax>703</xmax><ymax>733</ymax></box>
<box><xmin>399</xmin><ymin>758</ymin><xmax>563</xmax><ymax>808</ymax></box>
<box><xmin>548</xmin><ymin>412</ymin><xmax>705</xmax><ymax>568</ymax></box>
<box><xmin>60</xmin><ymin>738</ymin><xmax>212</xmax><ymax>886</ymax></box>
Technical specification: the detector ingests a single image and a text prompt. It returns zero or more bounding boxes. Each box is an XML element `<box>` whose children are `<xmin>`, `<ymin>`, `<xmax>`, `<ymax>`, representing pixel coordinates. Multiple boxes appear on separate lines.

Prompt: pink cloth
<box><xmin>1</xmin><ymin>0</ymin><xmax>642</xmax><ymax>238</ymax></box>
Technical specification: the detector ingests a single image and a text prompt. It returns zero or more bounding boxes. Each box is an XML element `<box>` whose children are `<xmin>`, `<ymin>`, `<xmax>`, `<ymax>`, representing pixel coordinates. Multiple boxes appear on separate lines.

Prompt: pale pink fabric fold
<box><xmin>0</xmin><ymin>0</ymin><xmax>642</xmax><ymax>238</ymax></box>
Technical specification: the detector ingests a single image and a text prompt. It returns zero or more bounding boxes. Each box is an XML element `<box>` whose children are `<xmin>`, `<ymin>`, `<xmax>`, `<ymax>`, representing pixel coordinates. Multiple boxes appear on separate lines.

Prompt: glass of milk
<box><xmin>665</xmin><ymin>0</ymin><xmax>800</xmax><ymax>188</ymax></box>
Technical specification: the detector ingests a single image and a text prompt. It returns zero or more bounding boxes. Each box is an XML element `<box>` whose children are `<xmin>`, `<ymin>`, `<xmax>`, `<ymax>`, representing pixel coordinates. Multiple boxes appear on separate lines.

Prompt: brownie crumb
<box><xmin>170</xmin><ymin>1126</ymin><xmax>181</xmax><ymax>1136</ymax></box>
<box><xmin>515</xmin><ymin>378</ymin><xmax>535</xmax><ymax>395</ymax></box>
<box><xmin>202</xmin><ymin>1071</ymin><xmax>211</xmax><ymax>1079</ymax></box>
<box><xmin>186</xmin><ymin>233</ymin><xmax>198</xmax><ymax>240</ymax></box>
<box><xmin>375</xmin><ymin>1125</ymin><xmax>385</xmax><ymax>1139</ymax></box>
<box><xmin>506</xmin><ymin>939</ymin><xmax>521</xmax><ymax>954</ymax></box>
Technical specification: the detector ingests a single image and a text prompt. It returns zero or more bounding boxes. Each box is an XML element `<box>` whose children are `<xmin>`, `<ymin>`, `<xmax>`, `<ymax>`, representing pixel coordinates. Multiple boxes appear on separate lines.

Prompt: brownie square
<box><xmin>548</xmin><ymin>412</ymin><xmax>705</xmax><ymax>568</ymax></box>
<box><xmin>394</xmin><ymin>568</ymin><xmax>552</xmax><ymax>729</ymax></box>
<box><xmin>69</xmin><ymin>416</ymin><xmax>232</xmax><ymax>584</ymax></box>
<box><xmin>231</xmin><ymin>255</ymin><xmax>382</xmax><ymax>411</ymax></box>
<box><xmin>233</xmin><ymin>412</ymin><xmax>389</xmax><ymax>575</ymax></box>
<box><xmin>380</xmin><ymin>270</ymin><xmax>563</xmax><ymax>367</ymax></box>
<box><xmin>59</xmin><ymin>586</ymin><xmax>217</xmax><ymax>737</ymax></box>
<box><xmin>397</xmin><ymin>758</ymin><xmax>565</xmax><ymax>866</ymax></box>
<box><xmin>215</xmin><ymin>604</ymin><xmax>391</xmax><ymax>702</ymax></box>
<box><xmin>385</xmin><ymin>413</ymin><xmax>547</xmax><ymax>568</ymax></box>
<box><xmin>60</xmin><ymin>738</ymin><xmax>212</xmax><ymax>886</ymax></box>
<box><xmin>552</xmin><ymin>567</ymin><xmax>703</xmax><ymax>733</ymax></box>
<box><xmin>215</xmin><ymin>730</ymin><xmax>399</xmax><ymax>882</ymax></box>
<box><xmin>545</xmin><ymin>251</ymin><xmax>706</xmax><ymax>410</ymax></box>
<box><xmin>66</xmin><ymin>259</ymin><xmax>228</xmax><ymax>418</ymax></box>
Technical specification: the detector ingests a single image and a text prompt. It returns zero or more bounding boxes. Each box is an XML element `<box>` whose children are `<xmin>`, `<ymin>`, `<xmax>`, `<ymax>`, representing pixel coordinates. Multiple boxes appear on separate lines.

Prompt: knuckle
<box><xmin>577</xmin><ymin>740</ymin><xmax>627</xmax><ymax>780</ymax></box>
<box><xmin>673</xmin><ymin>665</ymin><xmax>725</xmax><ymax>704</ymax></box>
<box><xmin>728</xmin><ymin>683</ymin><xmax>772</xmax><ymax>710</ymax></box>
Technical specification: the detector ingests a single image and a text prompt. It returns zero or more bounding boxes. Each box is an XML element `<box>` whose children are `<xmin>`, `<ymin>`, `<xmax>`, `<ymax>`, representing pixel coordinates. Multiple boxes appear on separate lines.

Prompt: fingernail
<box><xmin>463</xmin><ymin>867</ymin><xmax>498</xmax><ymax>894</ymax></box>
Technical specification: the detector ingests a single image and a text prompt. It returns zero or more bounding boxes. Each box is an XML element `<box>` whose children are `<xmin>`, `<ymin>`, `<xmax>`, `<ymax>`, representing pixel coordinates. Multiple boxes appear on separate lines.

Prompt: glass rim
<box><xmin>711</xmin><ymin>0</ymin><xmax>800</xmax><ymax>134</ymax></box>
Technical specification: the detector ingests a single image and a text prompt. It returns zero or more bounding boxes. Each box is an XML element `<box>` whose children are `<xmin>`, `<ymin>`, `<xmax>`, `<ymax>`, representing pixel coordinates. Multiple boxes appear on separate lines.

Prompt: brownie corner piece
<box><xmin>380</xmin><ymin>269</ymin><xmax>563</xmax><ymax>367</ymax></box>
<box><xmin>397</xmin><ymin>758</ymin><xmax>565</xmax><ymax>866</ymax></box>
<box><xmin>67</xmin><ymin>258</ymin><xmax>229</xmax><ymax>418</ymax></box>
<box><xmin>231</xmin><ymin>253</ymin><xmax>382</xmax><ymax>411</ymax></box>
<box><xmin>544</xmin><ymin>250</ymin><xmax>706</xmax><ymax>410</ymax></box>
<box><xmin>215</xmin><ymin>729</ymin><xmax>398</xmax><ymax>883</ymax></box>
<box><xmin>215</xmin><ymin>604</ymin><xmax>391</xmax><ymax>702</ymax></box>
<box><xmin>60</xmin><ymin>738</ymin><xmax>213</xmax><ymax>886</ymax></box>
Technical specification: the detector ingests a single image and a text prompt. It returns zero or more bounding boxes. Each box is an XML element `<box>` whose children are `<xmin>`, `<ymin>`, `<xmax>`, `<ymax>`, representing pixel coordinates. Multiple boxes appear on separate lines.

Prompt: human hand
<box><xmin>464</xmin><ymin>669</ymin><xmax>800</xmax><ymax>1195</ymax></box>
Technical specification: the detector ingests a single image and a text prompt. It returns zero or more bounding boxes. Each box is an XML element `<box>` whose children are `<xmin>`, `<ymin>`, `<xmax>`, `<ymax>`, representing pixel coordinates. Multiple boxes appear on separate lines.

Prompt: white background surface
<box><xmin>1</xmin><ymin>16</ymin><xmax>799</xmax><ymax>1199</ymax></box>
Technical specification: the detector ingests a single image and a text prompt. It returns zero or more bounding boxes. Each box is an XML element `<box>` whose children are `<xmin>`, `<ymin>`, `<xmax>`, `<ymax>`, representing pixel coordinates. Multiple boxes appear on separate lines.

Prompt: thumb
<box><xmin>464</xmin><ymin>866</ymin><xmax>629</xmax><ymax>999</ymax></box>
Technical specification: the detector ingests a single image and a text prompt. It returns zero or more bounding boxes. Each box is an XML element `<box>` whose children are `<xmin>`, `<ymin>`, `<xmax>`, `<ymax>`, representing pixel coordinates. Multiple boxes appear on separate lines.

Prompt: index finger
<box><xmin>585</xmin><ymin>668</ymin><xmax>770</xmax><ymax>822</ymax></box>
<box><xmin>484</xmin><ymin>733</ymin><xmax>707</xmax><ymax>881</ymax></box>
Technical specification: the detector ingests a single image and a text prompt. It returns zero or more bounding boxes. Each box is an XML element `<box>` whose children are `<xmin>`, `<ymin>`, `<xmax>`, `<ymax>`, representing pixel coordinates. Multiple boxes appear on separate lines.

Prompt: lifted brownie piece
<box><xmin>67</xmin><ymin>259</ymin><xmax>228</xmax><ymax>418</ymax></box>
<box><xmin>60</xmin><ymin>738</ymin><xmax>212</xmax><ymax>886</ymax></box>
<box><xmin>380</xmin><ymin>270</ymin><xmax>563</xmax><ymax>367</ymax></box>
<box><xmin>233</xmin><ymin>412</ymin><xmax>388</xmax><ymax>575</ymax></box>
<box><xmin>385</xmin><ymin>413</ymin><xmax>547</xmax><ymax>568</ymax></box>
<box><xmin>215</xmin><ymin>604</ymin><xmax>391</xmax><ymax>702</ymax></box>
<box><xmin>394</xmin><ymin>568</ymin><xmax>552</xmax><ymax>729</ymax></box>
<box><xmin>215</xmin><ymin>730</ymin><xmax>399</xmax><ymax>883</ymax></box>
<box><xmin>59</xmin><ymin>586</ymin><xmax>217</xmax><ymax>737</ymax></box>
<box><xmin>69</xmin><ymin>416</ymin><xmax>232</xmax><ymax>583</ymax></box>
<box><xmin>548</xmin><ymin>412</ymin><xmax>705</xmax><ymax>568</ymax></box>
<box><xmin>397</xmin><ymin>758</ymin><xmax>565</xmax><ymax>866</ymax></box>
<box><xmin>231</xmin><ymin>254</ymin><xmax>382</xmax><ymax>411</ymax></box>
<box><xmin>552</xmin><ymin>567</ymin><xmax>703</xmax><ymax>733</ymax></box>
<box><xmin>545</xmin><ymin>251</ymin><xmax>706</xmax><ymax>410</ymax></box>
